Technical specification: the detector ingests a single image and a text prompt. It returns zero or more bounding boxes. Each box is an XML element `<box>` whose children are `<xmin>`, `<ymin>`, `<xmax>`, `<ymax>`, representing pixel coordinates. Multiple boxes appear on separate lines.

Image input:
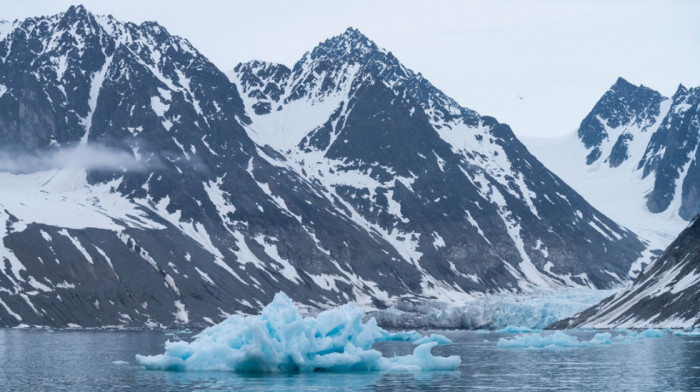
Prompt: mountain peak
<box><xmin>674</xmin><ymin>83</ymin><xmax>689</xmax><ymax>97</ymax></box>
<box><xmin>609</xmin><ymin>76</ymin><xmax>639</xmax><ymax>96</ymax></box>
<box><xmin>614</xmin><ymin>76</ymin><xmax>632</xmax><ymax>86</ymax></box>
<box><xmin>339</xmin><ymin>26</ymin><xmax>370</xmax><ymax>42</ymax></box>
<box><xmin>306</xmin><ymin>27</ymin><xmax>383</xmax><ymax>64</ymax></box>
<box><xmin>57</xmin><ymin>4</ymin><xmax>101</xmax><ymax>35</ymax></box>
<box><xmin>139</xmin><ymin>20</ymin><xmax>171</xmax><ymax>37</ymax></box>
<box><xmin>63</xmin><ymin>4</ymin><xmax>93</xmax><ymax>21</ymax></box>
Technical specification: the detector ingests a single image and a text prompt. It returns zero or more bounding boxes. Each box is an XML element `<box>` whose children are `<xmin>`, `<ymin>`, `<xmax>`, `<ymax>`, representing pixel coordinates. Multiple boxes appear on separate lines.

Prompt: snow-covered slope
<box><xmin>523</xmin><ymin>78</ymin><xmax>699</xmax><ymax>254</ymax></box>
<box><xmin>231</xmin><ymin>28</ymin><xmax>646</xmax><ymax>293</ymax></box>
<box><xmin>550</xmin><ymin>215</ymin><xmax>700</xmax><ymax>329</ymax></box>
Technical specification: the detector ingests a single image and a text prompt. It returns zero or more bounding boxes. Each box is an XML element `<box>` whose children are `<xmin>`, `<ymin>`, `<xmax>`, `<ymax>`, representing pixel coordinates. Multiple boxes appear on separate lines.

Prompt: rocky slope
<box><xmin>550</xmin><ymin>214</ymin><xmax>700</xmax><ymax>329</ymax></box>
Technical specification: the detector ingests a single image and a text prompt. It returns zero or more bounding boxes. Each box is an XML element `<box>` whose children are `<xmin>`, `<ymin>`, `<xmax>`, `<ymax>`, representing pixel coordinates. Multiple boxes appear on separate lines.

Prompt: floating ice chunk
<box><xmin>498</xmin><ymin>331</ymin><xmax>612</xmax><ymax>348</ymax></box>
<box><xmin>639</xmin><ymin>329</ymin><xmax>666</xmax><ymax>338</ymax></box>
<box><xmin>673</xmin><ymin>329</ymin><xmax>700</xmax><ymax>337</ymax></box>
<box><xmin>498</xmin><ymin>328</ymin><xmax>673</xmax><ymax>349</ymax></box>
<box><xmin>136</xmin><ymin>293</ymin><xmax>460</xmax><ymax>372</ymax></box>
<box><xmin>497</xmin><ymin>331</ymin><xmax>587</xmax><ymax>348</ymax></box>
<box><xmin>589</xmin><ymin>332</ymin><xmax>612</xmax><ymax>345</ymax></box>
<box><xmin>612</xmin><ymin>328</ymin><xmax>671</xmax><ymax>342</ymax></box>
<box><xmin>497</xmin><ymin>325</ymin><xmax>535</xmax><ymax>333</ymax></box>
<box><xmin>413</xmin><ymin>334</ymin><xmax>452</xmax><ymax>346</ymax></box>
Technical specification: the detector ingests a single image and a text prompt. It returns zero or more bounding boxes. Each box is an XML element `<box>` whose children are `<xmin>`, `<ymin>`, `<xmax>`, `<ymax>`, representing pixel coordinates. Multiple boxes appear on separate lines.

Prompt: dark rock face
<box><xmin>577</xmin><ymin>77</ymin><xmax>667</xmax><ymax>166</ymax></box>
<box><xmin>575</xmin><ymin>78</ymin><xmax>700</xmax><ymax>221</ymax></box>
<box><xmin>640</xmin><ymin>86</ymin><xmax>700</xmax><ymax>219</ymax></box>
<box><xmin>0</xmin><ymin>10</ymin><xmax>646</xmax><ymax>328</ymax></box>
<box><xmin>549</xmin><ymin>215</ymin><xmax>700</xmax><ymax>329</ymax></box>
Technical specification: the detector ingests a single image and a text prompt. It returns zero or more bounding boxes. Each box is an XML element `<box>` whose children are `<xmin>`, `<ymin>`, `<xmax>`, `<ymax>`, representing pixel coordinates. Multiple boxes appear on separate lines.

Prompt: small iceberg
<box><xmin>497</xmin><ymin>331</ymin><xmax>591</xmax><ymax>348</ymax></box>
<box><xmin>136</xmin><ymin>293</ymin><xmax>460</xmax><ymax>373</ymax></box>
<box><xmin>496</xmin><ymin>325</ymin><xmax>535</xmax><ymax>334</ymax></box>
<box><xmin>673</xmin><ymin>329</ymin><xmax>700</xmax><ymax>337</ymax></box>
<box><xmin>497</xmin><ymin>331</ymin><xmax>613</xmax><ymax>348</ymax></box>
<box><xmin>498</xmin><ymin>328</ymin><xmax>671</xmax><ymax>349</ymax></box>
<box><xmin>639</xmin><ymin>328</ymin><xmax>666</xmax><ymax>338</ymax></box>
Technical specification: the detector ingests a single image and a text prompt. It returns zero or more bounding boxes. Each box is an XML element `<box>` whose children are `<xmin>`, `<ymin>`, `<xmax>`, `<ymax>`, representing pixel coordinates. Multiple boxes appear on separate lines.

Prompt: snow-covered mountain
<box><xmin>524</xmin><ymin>78</ymin><xmax>699</xmax><ymax>252</ymax></box>
<box><xmin>550</xmin><ymin>214</ymin><xmax>700</xmax><ymax>329</ymax></box>
<box><xmin>0</xmin><ymin>7</ymin><xmax>645</xmax><ymax>328</ymax></box>
<box><xmin>231</xmin><ymin>30</ymin><xmax>648</xmax><ymax>288</ymax></box>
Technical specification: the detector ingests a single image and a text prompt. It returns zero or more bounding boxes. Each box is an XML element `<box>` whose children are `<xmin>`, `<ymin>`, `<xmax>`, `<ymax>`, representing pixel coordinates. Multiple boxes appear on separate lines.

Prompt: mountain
<box><xmin>0</xmin><ymin>8</ymin><xmax>644</xmax><ymax>328</ymax></box>
<box><xmin>231</xmin><ymin>29</ymin><xmax>647</xmax><ymax>289</ymax></box>
<box><xmin>0</xmin><ymin>6</ymin><xmax>421</xmax><ymax>327</ymax></box>
<box><xmin>550</xmin><ymin>214</ymin><xmax>700</xmax><ymax>329</ymax></box>
<box><xmin>523</xmin><ymin>78</ymin><xmax>699</xmax><ymax>252</ymax></box>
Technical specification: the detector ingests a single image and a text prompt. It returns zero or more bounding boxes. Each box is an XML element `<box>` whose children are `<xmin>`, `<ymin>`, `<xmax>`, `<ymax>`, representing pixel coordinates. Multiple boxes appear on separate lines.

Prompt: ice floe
<box><xmin>673</xmin><ymin>329</ymin><xmax>700</xmax><ymax>337</ymax></box>
<box><xmin>496</xmin><ymin>325</ymin><xmax>536</xmax><ymax>334</ymax></box>
<box><xmin>497</xmin><ymin>328</ymin><xmax>670</xmax><ymax>349</ymax></box>
<box><xmin>137</xmin><ymin>293</ymin><xmax>460</xmax><ymax>372</ymax></box>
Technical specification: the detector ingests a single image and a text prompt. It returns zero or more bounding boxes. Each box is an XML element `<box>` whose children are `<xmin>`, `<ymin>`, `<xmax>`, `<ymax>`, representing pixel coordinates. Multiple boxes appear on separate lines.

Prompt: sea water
<box><xmin>0</xmin><ymin>328</ymin><xmax>698</xmax><ymax>391</ymax></box>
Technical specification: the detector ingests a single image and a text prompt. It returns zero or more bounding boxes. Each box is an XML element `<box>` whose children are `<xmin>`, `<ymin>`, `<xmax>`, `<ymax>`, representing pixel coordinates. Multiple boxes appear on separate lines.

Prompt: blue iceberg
<box><xmin>673</xmin><ymin>329</ymin><xmax>700</xmax><ymax>337</ymax></box>
<box><xmin>496</xmin><ymin>325</ymin><xmax>536</xmax><ymax>333</ymax></box>
<box><xmin>498</xmin><ymin>327</ymin><xmax>672</xmax><ymax>349</ymax></box>
<box><xmin>136</xmin><ymin>293</ymin><xmax>460</xmax><ymax>372</ymax></box>
<box><xmin>497</xmin><ymin>331</ymin><xmax>590</xmax><ymax>348</ymax></box>
<box><xmin>639</xmin><ymin>328</ymin><xmax>666</xmax><ymax>338</ymax></box>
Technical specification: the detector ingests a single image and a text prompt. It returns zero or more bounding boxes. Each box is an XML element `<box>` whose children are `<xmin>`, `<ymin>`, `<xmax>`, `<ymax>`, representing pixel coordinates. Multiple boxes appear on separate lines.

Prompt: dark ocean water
<box><xmin>0</xmin><ymin>328</ymin><xmax>698</xmax><ymax>391</ymax></box>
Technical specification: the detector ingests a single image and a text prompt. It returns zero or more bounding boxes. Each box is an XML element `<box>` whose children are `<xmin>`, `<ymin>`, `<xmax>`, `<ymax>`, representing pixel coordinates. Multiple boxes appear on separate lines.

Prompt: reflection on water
<box><xmin>0</xmin><ymin>329</ymin><xmax>698</xmax><ymax>391</ymax></box>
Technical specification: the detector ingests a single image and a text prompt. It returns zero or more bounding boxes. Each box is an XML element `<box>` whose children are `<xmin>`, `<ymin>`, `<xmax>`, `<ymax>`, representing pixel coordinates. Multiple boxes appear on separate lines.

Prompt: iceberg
<box><xmin>497</xmin><ymin>331</ymin><xmax>613</xmax><ymax>348</ymax></box>
<box><xmin>673</xmin><ymin>329</ymin><xmax>700</xmax><ymax>337</ymax></box>
<box><xmin>498</xmin><ymin>328</ymin><xmax>671</xmax><ymax>349</ymax></box>
<box><xmin>496</xmin><ymin>325</ymin><xmax>535</xmax><ymax>333</ymax></box>
<box><xmin>638</xmin><ymin>328</ymin><xmax>666</xmax><ymax>338</ymax></box>
<box><xmin>136</xmin><ymin>293</ymin><xmax>460</xmax><ymax>373</ymax></box>
<box><xmin>497</xmin><ymin>331</ymin><xmax>588</xmax><ymax>348</ymax></box>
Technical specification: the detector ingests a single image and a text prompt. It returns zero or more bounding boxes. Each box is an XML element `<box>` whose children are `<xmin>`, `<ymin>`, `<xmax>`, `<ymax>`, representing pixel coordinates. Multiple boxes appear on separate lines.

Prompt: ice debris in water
<box><xmin>498</xmin><ymin>328</ymin><xmax>669</xmax><ymax>349</ymax></box>
<box><xmin>497</xmin><ymin>331</ymin><xmax>603</xmax><ymax>348</ymax></box>
<box><xmin>673</xmin><ymin>329</ymin><xmax>700</xmax><ymax>337</ymax></box>
<box><xmin>639</xmin><ymin>328</ymin><xmax>666</xmax><ymax>338</ymax></box>
<box><xmin>497</xmin><ymin>325</ymin><xmax>535</xmax><ymax>334</ymax></box>
<box><xmin>136</xmin><ymin>293</ymin><xmax>460</xmax><ymax>373</ymax></box>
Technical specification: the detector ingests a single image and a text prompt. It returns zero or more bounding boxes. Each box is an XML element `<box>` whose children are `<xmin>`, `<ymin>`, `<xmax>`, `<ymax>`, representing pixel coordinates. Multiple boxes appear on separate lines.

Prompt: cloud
<box><xmin>0</xmin><ymin>144</ymin><xmax>158</xmax><ymax>174</ymax></box>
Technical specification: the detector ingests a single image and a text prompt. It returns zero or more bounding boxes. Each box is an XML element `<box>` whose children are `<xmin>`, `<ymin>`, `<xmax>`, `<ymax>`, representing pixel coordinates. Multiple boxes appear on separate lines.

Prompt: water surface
<box><xmin>0</xmin><ymin>329</ymin><xmax>698</xmax><ymax>391</ymax></box>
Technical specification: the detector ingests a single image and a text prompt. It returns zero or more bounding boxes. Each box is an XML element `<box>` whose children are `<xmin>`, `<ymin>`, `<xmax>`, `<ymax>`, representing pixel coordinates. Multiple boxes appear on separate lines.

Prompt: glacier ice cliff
<box><xmin>370</xmin><ymin>289</ymin><xmax>613</xmax><ymax>330</ymax></box>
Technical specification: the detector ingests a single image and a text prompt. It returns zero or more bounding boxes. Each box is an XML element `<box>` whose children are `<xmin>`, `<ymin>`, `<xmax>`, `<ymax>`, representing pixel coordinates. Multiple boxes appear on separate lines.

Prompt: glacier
<box><xmin>136</xmin><ymin>292</ymin><xmax>460</xmax><ymax>372</ymax></box>
<box><xmin>370</xmin><ymin>288</ymin><xmax>614</xmax><ymax>330</ymax></box>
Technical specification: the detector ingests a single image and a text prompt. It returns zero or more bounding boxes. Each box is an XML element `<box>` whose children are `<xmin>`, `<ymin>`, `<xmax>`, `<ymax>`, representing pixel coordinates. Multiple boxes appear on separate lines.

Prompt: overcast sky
<box><xmin>2</xmin><ymin>0</ymin><xmax>699</xmax><ymax>137</ymax></box>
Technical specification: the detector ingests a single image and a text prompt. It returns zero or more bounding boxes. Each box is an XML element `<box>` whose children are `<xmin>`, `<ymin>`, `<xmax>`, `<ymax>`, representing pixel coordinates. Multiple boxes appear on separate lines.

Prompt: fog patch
<box><xmin>0</xmin><ymin>144</ymin><xmax>159</xmax><ymax>174</ymax></box>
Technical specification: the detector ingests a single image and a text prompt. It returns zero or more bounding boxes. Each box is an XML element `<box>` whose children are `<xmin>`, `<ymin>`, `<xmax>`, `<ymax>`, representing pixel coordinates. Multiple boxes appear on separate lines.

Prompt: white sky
<box><xmin>2</xmin><ymin>0</ymin><xmax>699</xmax><ymax>137</ymax></box>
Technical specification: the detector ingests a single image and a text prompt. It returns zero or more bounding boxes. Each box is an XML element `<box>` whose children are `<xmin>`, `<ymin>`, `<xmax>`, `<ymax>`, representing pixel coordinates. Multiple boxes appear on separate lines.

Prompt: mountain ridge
<box><xmin>523</xmin><ymin>77</ymin><xmax>699</xmax><ymax>253</ymax></box>
<box><xmin>0</xmin><ymin>8</ymin><xmax>647</xmax><ymax>328</ymax></box>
